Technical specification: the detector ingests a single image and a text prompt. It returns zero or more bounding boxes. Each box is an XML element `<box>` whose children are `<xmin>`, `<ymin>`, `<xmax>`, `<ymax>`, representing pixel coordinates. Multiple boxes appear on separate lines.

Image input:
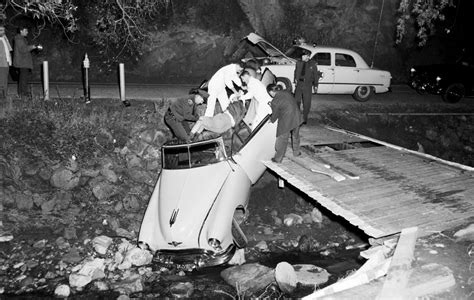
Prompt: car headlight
<box><xmin>410</xmin><ymin>68</ymin><xmax>416</xmax><ymax>73</ymax></box>
<box><xmin>436</xmin><ymin>76</ymin><xmax>441</xmax><ymax>82</ymax></box>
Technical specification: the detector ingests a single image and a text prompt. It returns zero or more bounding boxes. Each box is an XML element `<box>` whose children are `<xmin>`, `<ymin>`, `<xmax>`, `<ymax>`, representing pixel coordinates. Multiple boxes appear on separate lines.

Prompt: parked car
<box><xmin>243</xmin><ymin>33</ymin><xmax>392</xmax><ymax>102</ymax></box>
<box><xmin>408</xmin><ymin>55</ymin><xmax>474</xmax><ymax>103</ymax></box>
<box><xmin>138</xmin><ymin>69</ymin><xmax>278</xmax><ymax>268</ymax></box>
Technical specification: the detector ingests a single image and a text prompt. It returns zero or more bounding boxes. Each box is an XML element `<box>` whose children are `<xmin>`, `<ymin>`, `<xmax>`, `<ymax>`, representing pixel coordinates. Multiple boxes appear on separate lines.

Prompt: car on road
<box><xmin>138</xmin><ymin>70</ymin><xmax>278</xmax><ymax>268</ymax></box>
<box><xmin>408</xmin><ymin>55</ymin><xmax>474</xmax><ymax>103</ymax></box>
<box><xmin>243</xmin><ymin>33</ymin><xmax>392</xmax><ymax>102</ymax></box>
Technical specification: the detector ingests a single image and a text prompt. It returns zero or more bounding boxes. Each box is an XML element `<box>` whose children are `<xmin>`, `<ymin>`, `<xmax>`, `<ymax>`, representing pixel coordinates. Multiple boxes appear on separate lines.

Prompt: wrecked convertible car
<box><xmin>138</xmin><ymin>70</ymin><xmax>278</xmax><ymax>268</ymax></box>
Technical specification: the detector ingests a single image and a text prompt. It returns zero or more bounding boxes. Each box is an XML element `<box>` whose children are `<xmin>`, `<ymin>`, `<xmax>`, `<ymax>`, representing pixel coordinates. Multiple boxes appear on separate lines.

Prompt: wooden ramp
<box><xmin>264</xmin><ymin>125</ymin><xmax>474</xmax><ymax>238</ymax></box>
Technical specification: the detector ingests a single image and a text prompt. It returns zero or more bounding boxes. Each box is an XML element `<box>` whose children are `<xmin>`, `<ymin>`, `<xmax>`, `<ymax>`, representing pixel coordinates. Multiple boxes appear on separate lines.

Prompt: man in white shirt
<box><xmin>240</xmin><ymin>70</ymin><xmax>273</xmax><ymax>130</ymax></box>
<box><xmin>0</xmin><ymin>25</ymin><xmax>12</xmax><ymax>100</ymax></box>
<box><xmin>204</xmin><ymin>62</ymin><xmax>244</xmax><ymax>117</ymax></box>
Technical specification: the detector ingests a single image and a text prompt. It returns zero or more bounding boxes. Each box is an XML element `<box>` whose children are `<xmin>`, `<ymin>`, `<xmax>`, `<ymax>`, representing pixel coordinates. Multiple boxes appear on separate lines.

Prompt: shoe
<box><xmin>271</xmin><ymin>158</ymin><xmax>282</xmax><ymax>163</ymax></box>
<box><xmin>301</xmin><ymin>121</ymin><xmax>307</xmax><ymax>126</ymax></box>
<box><xmin>293</xmin><ymin>151</ymin><xmax>301</xmax><ymax>157</ymax></box>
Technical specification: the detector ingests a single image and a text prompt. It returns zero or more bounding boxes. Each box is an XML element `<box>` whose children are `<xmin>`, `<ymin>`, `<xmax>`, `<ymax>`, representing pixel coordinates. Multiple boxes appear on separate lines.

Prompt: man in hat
<box><xmin>164</xmin><ymin>90</ymin><xmax>207</xmax><ymax>143</ymax></box>
<box><xmin>267</xmin><ymin>83</ymin><xmax>302</xmax><ymax>163</ymax></box>
<box><xmin>0</xmin><ymin>24</ymin><xmax>12</xmax><ymax>101</ymax></box>
<box><xmin>13</xmin><ymin>26</ymin><xmax>40</xmax><ymax>98</ymax></box>
<box><xmin>294</xmin><ymin>50</ymin><xmax>320</xmax><ymax>124</ymax></box>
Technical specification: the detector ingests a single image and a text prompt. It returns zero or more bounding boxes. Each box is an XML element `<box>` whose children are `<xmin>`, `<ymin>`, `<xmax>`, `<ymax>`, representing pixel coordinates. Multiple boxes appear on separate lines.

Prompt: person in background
<box><xmin>267</xmin><ymin>83</ymin><xmax>302</xmax><ymax>163</ymax></box>
<box><xmin>239</xmin><ymin>70</ymin><xmax>273</xmax><ymax>129</ymax></box>
<box><xmin>204</xmin><ymin>62</ymin><xmax>244</xmax><ymax>117</ymax></box>
<box><xmin>164</xmin><ymin>90</ymin><xmax>208</xmax><ymax>143</ymax></box>
<box><xmin>0</xmin><ymin>24</ymin><xmax>12</xmax><ymax>101</ymax></box>
<box><xmin>294</xmin><ymin>50</ymin><xmax>320</xmax><ymax>124</ymax></box>
<box><xmin>13</xmin><ymin>26</ymin><xmax>41</xmax><ymax>98</ymax></box>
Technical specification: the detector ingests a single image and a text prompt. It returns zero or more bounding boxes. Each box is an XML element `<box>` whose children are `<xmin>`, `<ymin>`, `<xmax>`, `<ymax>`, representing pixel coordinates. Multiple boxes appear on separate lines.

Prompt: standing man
<box><xmin>294</xmin><ymin>51</ymin><xmax>320</xmax><ymax>124</ymax></box>
<box><xmin>204</xmin><ymin>62</ymin><xmax>244</xmax><ymax>117</ymax></box>
<box><xmin>0</xmin><ymin>24</ymin><xmax>12</xmax><ymax>101</ymax></box>
<box><xmin>267</xmin><ymin>84</ymin><xmax>302</xmax><ymax>163</ymax></box>
<box><xmin>13</xmin><ymin>26</ymin><xmax>39</xmax><ymax>98</ymax></box>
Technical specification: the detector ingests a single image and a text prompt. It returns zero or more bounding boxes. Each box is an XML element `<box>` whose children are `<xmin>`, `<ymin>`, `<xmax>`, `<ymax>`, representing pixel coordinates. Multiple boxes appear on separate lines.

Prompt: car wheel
<box><xmin>352</xmin><ymin>86</ymin><xmax>374</xmax><ymax>102</ymax></box>
<box><xmin>442</xmin><ymin>83</ymin><xmax>465</xmax><ymax>103</ymax></box>
<box><xmin>276</xmin><ymin>77</ymin><xmax>292</xmax><ymax>93</ymax></box>
<box><xmin>231</xmin><ymin>217</ymin><xmax>247</xmax><ymax>248</ymax></box>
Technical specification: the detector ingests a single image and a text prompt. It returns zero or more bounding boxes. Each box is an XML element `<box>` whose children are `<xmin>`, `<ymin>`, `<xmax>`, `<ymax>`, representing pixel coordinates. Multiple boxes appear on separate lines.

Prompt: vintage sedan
<box><xmin>138</xmin><ymin>70</ymin><xmax>277</xmax><ymax>268</ymax></box>
<box><xmin>243</xmin><ymin>33</ymin><xmax>392</xmax><ymax>102</ymax></box>
<box><xmin>409</xmin><ymin>56</ymin><xmax>474</xmax><ymax>103</ymax></box>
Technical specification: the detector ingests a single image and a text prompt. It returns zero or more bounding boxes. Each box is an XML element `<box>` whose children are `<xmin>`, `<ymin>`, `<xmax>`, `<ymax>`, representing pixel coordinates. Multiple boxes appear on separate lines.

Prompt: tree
<box><xmin>396</xmin><ymin>0</ymin><xmax>454</xmax><ymax>46</ymax></box>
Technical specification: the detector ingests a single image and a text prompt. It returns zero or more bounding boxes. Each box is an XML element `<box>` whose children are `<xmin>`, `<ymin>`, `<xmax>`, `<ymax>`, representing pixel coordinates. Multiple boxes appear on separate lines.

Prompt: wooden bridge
<box><xmin>263</xmin><ymin>125</ymin><xmax>474</xmax><ymax>239</ymax></box>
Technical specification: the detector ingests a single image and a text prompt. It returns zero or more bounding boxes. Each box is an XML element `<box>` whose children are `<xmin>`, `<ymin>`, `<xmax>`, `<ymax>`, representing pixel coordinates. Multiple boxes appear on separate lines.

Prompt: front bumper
<box><xmin>154</xmin><ymin>244</ymin><xmax>236</xmax><ymax>268</ymax></box>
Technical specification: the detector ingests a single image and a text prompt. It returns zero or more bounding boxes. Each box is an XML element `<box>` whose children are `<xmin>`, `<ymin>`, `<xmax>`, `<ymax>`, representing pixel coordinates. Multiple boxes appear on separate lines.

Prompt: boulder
<box><xmin>54</xmin><ymin>284</ymin><xmax>71</xmax><ymax>298</ymax></box>
<box><xmin>92</xmin><ymin>235</ymin><xmax>113</xmax><ymax>255</ymax></box>
<box><xmin>170</xmin><ymin>282</ymin><xmax>194</xmax><ymax>298</ymax></box>
<box><xmin>50</xmin><ymin>167</ymin><xmax>80</xmax><ymax>190</ymax></box>
<box><xmin>123</xmin><ymin>247</ymin><xmax>153</xmax><ymax>267</ymax></box>
<box><xmin>454</xmin><ymin>223</ymin><xmax>474</xmax><ymax>242</ymax></box>
<box><xmin>100</xmin><ymin>167</ymin><xmax>118</xmax><ymax>183</ymax></box>
<box><xmin>91</xmin><ymin>180</ymin><xmax>119</xmax><ymax>201</ymax></box>
<box><xmin>293</xmin><ymin>264</ymin><xmax>330</xmax><ymax>286</ymax></box>
<box><xmin>275</xmin><ymin>262</ymin><xmax>297</xmax><ymax>293</ymax></box>
<box><xmin>51</xmin><ymin>190</ymin><xmax>72</xmax><ymax>210</ymax></box>
<box><xmin>221</xmin><ymin>263</ymin><xmax>275</xmax><ymax>296</ymax></box>
<box><xmin>15</xmin><ymin>192</ymin><xmax>34</xmax><ymax>210</ymax></box>
<box><xmin>111</xmin><ymin>274</ymin><xmax>143</xmax><ymax>295</ymax></box>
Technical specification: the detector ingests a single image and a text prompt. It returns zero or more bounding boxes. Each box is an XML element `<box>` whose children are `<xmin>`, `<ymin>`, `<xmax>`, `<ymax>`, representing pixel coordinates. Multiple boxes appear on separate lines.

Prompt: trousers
<box><xmin>294</xmin><ymin>81</ymin><xmax>313</xmax><ymax>122</ymax></box>
<box><xmin>273</xmin><ymin>125</ymin><xmax>301</xmax><ymax>162</ymax></box>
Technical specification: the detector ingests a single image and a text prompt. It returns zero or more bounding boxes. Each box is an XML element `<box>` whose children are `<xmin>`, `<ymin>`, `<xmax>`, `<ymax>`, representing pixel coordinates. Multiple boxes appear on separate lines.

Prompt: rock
<box><xmin>93</xmin><ymin>281</ymin><xmax>109</xmax><ymax>291</ymax></box>
<box><xmin>23</xmin><ymin>161</ymin><xmax>44</xmax><ymax>176</ymax></box>
<box><xmin>15</xmin><ymin>192</ymin><xmax>34</xmax><ymax>210</ymax></box>
<box><xmin>69</xmin><ymin>273</ymin><xmax>92</xmax><ymax>288</ymax></box>
<box><xmin>255</xmin><ymin>241</ymin><xmax>269</xmax><ymax>252</ymax></box>
<box><xmin>263</xmin><ymin>227</ymin><xmax>273</xmax><ymax>235</ymax></box>
<box><xmin>115</xmin><ymin>228</ymin><xmax>134</xmax><ymax>239</ymax></box>
<box><xmin>454</xmin><ymin>223</ymin><xmax>474</xmax><ymax>242</ymax></box>
<box><xmin>127</xmin><ymin>169</ymin><xmax>155</xmax><ymax>185</ymax></box>
<box><xmin>100</xmin><ymin>167</ymin><xmax>118</xmax><ymax>183</ymax></box>
<box><xmin>38</xmin><ymin>166</ymin><xmax>52</xmax><ymax>181</ymax></box>
<box><xmin>91</xmin><ymin>180</ymin><xmax>119</xmax><ymax>201</ymax></box>
<box><xmin>62</xmin><ymin>247</ymin><xmax>82</xmax><ymax>264</ymax></box>
<box><xmin>32</xmin><ymin>193</ymin><xmax>46</xmax><ymax>208</ymax></box>
<box><xmin>124</xmin><ymin>247</ymin><xmax>153</xmax><ymax>267</ymax></box>
<box><xmin>293</xmin><ymin>264</ymin><xmax>330</xmax><ymax>286</ymax></box>
<box><xmin>81</xmin><ymin>168</ymin><xmax>100</xmax><ymax>178</ymax></box>
<box><xmin>221</xmin><ymin>263</ymin><xmax>275</xmax><ymax>296</ymax></box>
<box><xmin>50</xmin><ymin>167</ymin><xmax>80</xmax><ymax>190</ymax></box>
<box><xmin>33</xmin><ymin>239</ymin><xmax>47</xmax><ymax>248</ymax></box>
<box><xmin>283</xmin><ymin>213</ymin><xmax>303</xmax><ymax>226</ymax></box>
<box><xmin>272</xmin><ymin>216</ymin><xmax>282</xmax><ymax>226</ymax></box>
<box><xmin>64</xmin><ymin>227</ymin><xmax>77</xmax><ymax>240</ymax></box>
<box><xmin>92</xmin><ymin>235</ymin><xmax>113</xmax><ymax>255</ymax></box>
<box><xmin>51</xmin><ymin>190</ymin><xmax>72</xmax><ymax>210</ymax></box>
<box><xmin>275</xmin><ymin>262</ymin><xmax>297</xmax><ymax>293</ymax></box>
<box><xmin>41</xmin><ymin>198</ymin><xmax>56</xmax><ymax>213</ymax></box>
<box><xmin>126</xmin><ymin>155</ymin><xmax>143</xmax><ymax>169</ymax></box>
<box><xmin>56</xmin><ymin>237</ymin><xmax>70</xmax><ymax>249</ymax></box>
<box><xmin>112</xmin><ymin>274</ymin><xmax>143</xmax><ymax>294</ymax></box>
<box><xmin>122</xmin><ymin>194</ymin><xmax>140</xmax><ymax>211</ymax></box>
<box><xmin>170</xmin><ymin>282</ymin><xmax>194</xmax><ymax>298</ymax></box>
<box><xmin>310</xmin><ymin>207</ymin><xmax>323</xmax><ymax>224</ymax></box>
<box><xmin>54</xmin><ymin>284</ymin><xmax>70</xmax><ymax>298</ymax></box>
<box><xmin>228</xmin><ymin>248</ymin><xmax>246</xmax><ymax>265</ymax></box>
<box><xmin>297</xmin><ymin>235</ymin><xmax>312</xmax><ymax>252</ymax></box>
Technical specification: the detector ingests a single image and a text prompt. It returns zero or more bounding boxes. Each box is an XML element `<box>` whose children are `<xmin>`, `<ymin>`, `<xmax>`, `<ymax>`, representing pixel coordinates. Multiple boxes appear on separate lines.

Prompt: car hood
<box><xmin>157</xmin><ymin>162</ymin><xmax>233</xmax><ymax>247</ymax></box>
<box><xmin>244</xmin><ymin>32</ymin><xmax>294</xmax><ymax>61</ymax></box>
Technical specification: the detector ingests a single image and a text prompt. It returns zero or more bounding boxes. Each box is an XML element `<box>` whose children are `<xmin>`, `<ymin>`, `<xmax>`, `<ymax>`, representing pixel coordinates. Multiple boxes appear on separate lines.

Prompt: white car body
<box><xmin>138</xmin><ymin>70</ymin><xmax>278</xmax><ymax>267</ymax></box>
<box><xmin>245</xmin><ymin>33</ymin><xmax>392</xmax><ymax>101</ymax></box>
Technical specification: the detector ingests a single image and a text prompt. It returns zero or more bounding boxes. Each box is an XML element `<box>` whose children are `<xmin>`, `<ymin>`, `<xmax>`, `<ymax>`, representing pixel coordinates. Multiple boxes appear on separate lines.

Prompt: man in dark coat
<box><xmin>267</xmin><ymin>83</ymin><xmax>302</xmax><ymax>163</ymax></box>
<box><xmin>164</xmin><ymin>90</ymin><xmax>207</xmax><ymax>142</ymax></box>
<box><xmin>294</xmin><ymin>50</ymin><xmax>320</xmax><ymax>124</ymax></box>
<box><xmin>13</xmin><ymin>26</ymin><xmax>40</xmax><ymax>98</ymax></box>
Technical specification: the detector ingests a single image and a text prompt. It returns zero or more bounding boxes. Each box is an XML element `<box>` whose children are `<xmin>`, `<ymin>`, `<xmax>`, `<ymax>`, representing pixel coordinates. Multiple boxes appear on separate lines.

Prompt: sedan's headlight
<box><xmin>436</xmin><ymin>76</ymin><xmax>442</xmax><ymax>82</ymax></box>
<box><xmin>410</xmin><ymin>68</ymin><xmax>416</xmax><ymax>73</ymax></box>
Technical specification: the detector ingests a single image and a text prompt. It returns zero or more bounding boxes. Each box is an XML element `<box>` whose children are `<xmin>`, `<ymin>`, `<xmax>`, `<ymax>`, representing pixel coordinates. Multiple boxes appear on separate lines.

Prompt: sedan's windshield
<box><xmin>162</xmin><ymin>140</ymin><xmax>226</xmax><ymax>169</ymax></box>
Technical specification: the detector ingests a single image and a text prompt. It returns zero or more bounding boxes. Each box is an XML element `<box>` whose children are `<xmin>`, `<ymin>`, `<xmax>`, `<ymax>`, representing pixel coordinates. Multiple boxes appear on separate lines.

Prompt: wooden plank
<box><xmin>376</xmin><ymin>227</ymin><xmax>418</xmax><ymax>300</ymax></box>
<box><xmin>287</xmin><ymin>153</ymin><xmax>346</xmax><ymax>182</ymax></box>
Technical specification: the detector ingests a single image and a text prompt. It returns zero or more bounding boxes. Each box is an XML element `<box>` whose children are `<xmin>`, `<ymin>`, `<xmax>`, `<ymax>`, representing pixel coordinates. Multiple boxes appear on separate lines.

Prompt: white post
<box><xmin>42</xmin><ymin>61</ymin><xmax>49</xmax><ymax>101</ymax></box>
<box><xmin>119</xmin><ymin>63</ymin><xmax>125</xmax><ymax>101</ymax></box>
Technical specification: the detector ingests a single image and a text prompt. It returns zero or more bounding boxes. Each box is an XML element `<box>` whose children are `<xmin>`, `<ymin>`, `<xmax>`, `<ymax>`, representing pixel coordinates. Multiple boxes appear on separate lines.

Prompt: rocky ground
<box><xmin>0</xmin><ymin>97</ymin><xmax>473</xmax><ymax>298</ymax></box>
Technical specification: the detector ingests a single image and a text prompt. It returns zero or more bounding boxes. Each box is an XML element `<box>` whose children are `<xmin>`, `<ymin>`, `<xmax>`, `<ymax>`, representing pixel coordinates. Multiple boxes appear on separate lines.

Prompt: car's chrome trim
<box><xmin>154</xmin><ymin>245</ymin><xmax>236</xmax><ymax>267</ymax></box>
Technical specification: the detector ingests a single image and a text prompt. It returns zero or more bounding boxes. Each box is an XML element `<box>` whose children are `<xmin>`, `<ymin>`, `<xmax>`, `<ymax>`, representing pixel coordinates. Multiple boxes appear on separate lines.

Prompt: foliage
<box><xmin>396</xmin><ymin>0</ymin><xmax>453</xmax><ymax>46</ymax></box>
<box><xmin>0</xmin><ymin>97</ymin><xmax>142</xmax><ymax>162</ymax></box>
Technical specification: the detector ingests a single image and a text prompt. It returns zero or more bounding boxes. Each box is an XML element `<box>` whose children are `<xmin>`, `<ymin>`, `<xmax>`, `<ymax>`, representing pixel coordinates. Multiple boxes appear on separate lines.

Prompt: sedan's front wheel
<box><xmin>276</xmin><ymin>77</ymin><xmax>293</xmax><ymax>93</ymax></box>
<box><xmin>352</xmin><ymin>86</ymin><xmax>374</xmax><ymax>102</ymax></box>
<box><xmin>442</xmin><ymin>83</ymin><xmax>465</xmax><ymax>103</ymax></box>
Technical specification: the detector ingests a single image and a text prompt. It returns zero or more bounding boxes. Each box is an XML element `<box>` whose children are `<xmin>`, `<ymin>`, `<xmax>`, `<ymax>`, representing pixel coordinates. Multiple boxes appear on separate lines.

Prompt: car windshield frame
<box><xmin>162</xmin><ymin>138</ymin><xmax>227</xmax><ymax>170</ymax></box>
<box><xmin>255</xmin><ymin>40</ymin><xmax>290</xmax><ymax>59</ymax></box>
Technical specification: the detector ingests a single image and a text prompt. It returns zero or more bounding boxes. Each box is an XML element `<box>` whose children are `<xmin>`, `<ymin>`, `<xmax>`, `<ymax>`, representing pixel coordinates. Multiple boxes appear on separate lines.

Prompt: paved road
<box><xmin>7</xmin><ymin>82</ymin><xmax>473</xmax><ymax>109</ymax></box>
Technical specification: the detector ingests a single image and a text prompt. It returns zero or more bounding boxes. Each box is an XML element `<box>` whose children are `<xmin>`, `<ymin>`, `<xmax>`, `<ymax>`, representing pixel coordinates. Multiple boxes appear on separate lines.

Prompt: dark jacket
<box><xmin>13</xmin><ymin>34</ymin><xmax>34</xmax><ymax>69</ymax></box>
<box><xmin>227</xmin><ymin>100</ymin><xmax>246</xmax><ymax>126</ymax></box>
<box><xmin>294</xmin><ymin>59</ymin><xmax>319</xmax><ymax>87</ymax></box>
<box><xmin>169</xmin><ymin>97</ymin><xmax>199</xmax><ymax>122</ymax></box>
<box><xmin>270</xmin><ymin>90</ymin><xmax>302</xmax><ymax>136</ymax></box>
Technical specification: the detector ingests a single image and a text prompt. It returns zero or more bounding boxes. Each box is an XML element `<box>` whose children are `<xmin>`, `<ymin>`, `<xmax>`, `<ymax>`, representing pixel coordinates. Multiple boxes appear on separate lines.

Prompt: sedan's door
<box><xmin>332</xmin><ymin>53</ymin><xmax>359</xmax><ymax>93</ymax></box>
<box><xmin>312</xmin><ymin>52</ymin><xmax>333</xmax><ymax>93</ymax></box>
